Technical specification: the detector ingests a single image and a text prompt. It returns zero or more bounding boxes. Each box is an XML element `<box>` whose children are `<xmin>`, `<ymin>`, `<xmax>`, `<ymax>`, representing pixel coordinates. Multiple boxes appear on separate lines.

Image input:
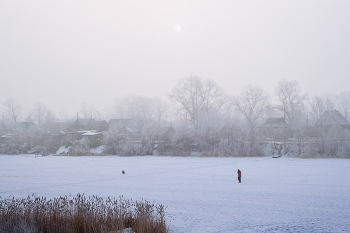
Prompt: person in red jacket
<box><xmin>237</xmin><ymin>169</ymin><xmax>241</xmax><ymax>183</ymax></box>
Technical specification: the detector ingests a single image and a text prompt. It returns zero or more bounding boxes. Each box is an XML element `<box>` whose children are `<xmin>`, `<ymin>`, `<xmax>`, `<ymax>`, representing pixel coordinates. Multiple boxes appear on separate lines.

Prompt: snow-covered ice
<box><xmin>1</xmin><ymin>154</ymin><xmax>349</xmax><ymax>232</ymax></box>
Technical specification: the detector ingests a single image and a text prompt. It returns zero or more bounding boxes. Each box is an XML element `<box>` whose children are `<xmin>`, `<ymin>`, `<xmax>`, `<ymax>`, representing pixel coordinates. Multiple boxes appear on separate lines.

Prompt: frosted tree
<box><xmin>308</xmin><ymin>94</ymin><xmax>339</xmax><ymax>125</ymax></box>
<box><xmin>112</xmin><ymin>95</ymin><xmax>158</xmax><ymax>155</ymax></box>
<box><xmin>153</xmin><ymin>97</ymin><xmax>169</xmax><ymax>128</ymax></box>
<box><xmin>308</xmin><ymin>96</ymin><xmax>327</xmax><ymax>125</ymax></box>
<box><xmin>44</xmin><ymin>109</ymin><xmax>56</xmax><ymax>125</ymax></box>
<box><xmin>115</xmin><ymin>95</ymin><xmax>155</xmax><ymax>121</ymax></box>
<box><xmin>323</xmin><ymin>94</ymin><xmax>337</xmax><ymax>111</ymax></box>
<box><xmin>138</xmin><ymin>97</ymin><xmax>155</xmax><ymax>121</ymax></box>
<box><xmin>169</xmin><ymin>76</ymin><xmax>227</xmax><ymax>127</ymax></box>
<box><xmin>115</xmin><ymin>95</ymin><xmax>141</xmax><ymax>119</ymax></box>
<box><xmin>232</xmin><ymin>85</ymin><xmax>269</xmax><ymax>136</ymax></box>
<box><xmin>169</xmin><ymin>76</ymin><xmax>232</xmax><ymax>155</ymax></box>
<box><xmin>337</xmin><ymin>91</ymin><xmax>350</xmax><ymax>120</ymax></box>
<box><xmin>80</xmin><ymin>102</ymin><xmax>95</xmax><ymax>119</ymax></box>
<box><xmin>202</xmin><ymin>79</ymin><xmax>227</xmax><ymax>114</ymax></box>
<box><xmin>275</xmin><ymin>80</ymin><xmax>308</xmax><ymax>127</ymax></box>
<box><xmin>275</xmin><ymin>80</ymin><xmax>308</xmax><ymax>154</ymax></box>
<box><xmin>3</xmin><ymin>97</ymin><xmax>22</xmax><ymax>126</ymax></box>
<box><xmin>31</xmin><ymin>102</ymin><xmax>47</xmax><ymax>125</ymax></box>
<box><xmin>169</xmin><ymin>76</ymin><xmax>204</xmax><ymax>126</ymax></box>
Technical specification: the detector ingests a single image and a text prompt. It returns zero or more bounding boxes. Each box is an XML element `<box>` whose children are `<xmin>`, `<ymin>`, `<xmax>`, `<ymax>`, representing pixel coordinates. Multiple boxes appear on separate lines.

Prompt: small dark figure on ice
<box><xmin>237</xmin><ymin>169</ymin><xmax>241</xmax><ymax>183</ymax></box>
<box><xmin>122</xmin><ymin>170</ymin><xmax>125</xmax><ymax>174</ymax></box>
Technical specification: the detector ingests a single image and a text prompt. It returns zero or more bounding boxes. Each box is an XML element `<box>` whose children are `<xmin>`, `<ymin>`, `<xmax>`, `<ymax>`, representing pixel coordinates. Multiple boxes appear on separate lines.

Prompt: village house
<box><xmin>259</xmin><ymin>118</ymin><xmax>289</xmax><ymax>141</ymax></box>
<box><xmin>69</xmin><ymin>119</ymin><xmax>110</xmax><ymax>132</ymax></box>
<box><xmin>17</xmin><ymin>121</ymin><xmax>34</xmax><ymax>129</ymax></box>
<box><xmin>81</xmin><ymin>131</ymin><xmax>103</xmax><ymax>145</ymax></box>
<box><xmin>107</xmin><ymin>119</ymin><xmax>134</xmax><ymax>139</ymax></box>
<box><xmin>314</xmin><ymin>110</ymin><xmax>350</xmax><ymax>131</ymax></box>
<box><xmin>108</xmin><ymin>119</ymin><xmax>133</xmax><ymax>130</ymax></box>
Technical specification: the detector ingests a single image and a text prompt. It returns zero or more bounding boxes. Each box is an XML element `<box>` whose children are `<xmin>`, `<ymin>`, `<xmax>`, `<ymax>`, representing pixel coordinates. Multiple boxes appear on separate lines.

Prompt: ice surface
<box><xmin>1</xmin><ymin>155</ymin><xmax>349</xmax><ymax>232</ymax></box>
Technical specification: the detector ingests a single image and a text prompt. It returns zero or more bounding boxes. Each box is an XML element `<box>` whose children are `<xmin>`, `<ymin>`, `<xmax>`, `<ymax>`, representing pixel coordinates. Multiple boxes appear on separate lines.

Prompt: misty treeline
<box><xmin>1</xmin><ymin>76</ymin><xmax>350</xmax><ymax>157</ymax></box>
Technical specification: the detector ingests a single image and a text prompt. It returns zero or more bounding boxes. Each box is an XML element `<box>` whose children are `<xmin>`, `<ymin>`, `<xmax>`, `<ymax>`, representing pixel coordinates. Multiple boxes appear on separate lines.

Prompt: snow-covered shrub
<box><xmin>68</xmin><ymin>138</ymin><xmax>91</xmax><ymax>156</ymax></box>
<box><xmin>235</xmin><ymin>141</ymin><xmax>265</xmax><ymax>157</ymax></box>
<box><xmin>1</xmin><ymin>134</ymin><xmax>21</xmax><ymax>155</ymax></box>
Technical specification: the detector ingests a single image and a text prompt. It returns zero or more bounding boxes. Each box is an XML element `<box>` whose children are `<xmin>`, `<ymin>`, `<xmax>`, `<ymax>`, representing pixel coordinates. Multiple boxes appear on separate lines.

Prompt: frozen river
<box><xmin>1</xmin><ymin>154</ymin><xmax>349</xmax><ymax>232</ymax></box>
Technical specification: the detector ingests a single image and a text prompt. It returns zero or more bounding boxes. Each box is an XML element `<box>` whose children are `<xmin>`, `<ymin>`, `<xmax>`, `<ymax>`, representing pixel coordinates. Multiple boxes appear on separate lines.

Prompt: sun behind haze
<box><xmin>176</xmin><ymin>25</ymin><xmax>182</xmax><ymax>32</ymax></box>
<box><xmin>0</xmin><ymin>1</ymin><xmax>350</xmax><ymax>115</ymax></box>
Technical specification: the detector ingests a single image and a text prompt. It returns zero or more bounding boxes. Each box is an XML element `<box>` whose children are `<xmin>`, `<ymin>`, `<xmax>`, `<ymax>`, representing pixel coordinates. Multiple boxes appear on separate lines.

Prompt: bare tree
<box><xmin>115</xmin><ymin>95</ymin><xmax>155</xmax><ymax>120</ymax></box>
<box><xmin>202</xmin><ymin>79</ymin><xmax>227</xmax><ymax>114</ymax></box>
<box><xmin>337</xmin><ymin>91</ymin><xmax>350</xmax><ymax>120</ymax></box>
<box><xmin>308</xmin><ymin>95</ymin><xmax>326</xmax><ymax>124</ymax></box>
<box><xmin>80</xmin><ymin>102</ymin><xmax>95</xmax><ymax>119</ymax></box>
<box><xmin>169</xmin><ymin>76</ymin><xmax>204</xmax><ymax>126</ymax></box>
<box><xmin>31</xmin><ymin>102</ymin><xmax>47</xmax><ymax>125</ymax></box>
<box><xmin>232</xmin><ymin>85</ymin><xmax>269</xmax><ymax>136</ymax></box>
<box><xmin>138</xmin><ymin>97</ymin><xmax>155</xmax><ymax>121</ymax></box>
<box><xmin>169</xmin><ymin>76</ymin><xmax>228</xmax><ymax>126</ymax></box>
<box><xmin>275</xmin><ymin>80</ymin><xmax>308</xmax><ymax>126</ymax></box>
<box><xmin>323</xmin><ymin>94</ymin><xmax>337</xmax><ymax>111</ymax></box>
<box><xmin>3</xmin><ymin>98</ymin><xmax>22</xmax><ymax>126</ymax></box>
<box><xmin>43</xmin><ymin>108</ymin><xmax>56</xmax><ymax>126</ymax></box>
<box><xmin>153</xmin><ymin>97</ymin><xmax>169</xmax><ymax>128</ymax></box>
<box><xmin>115</xmin><ymin>95</ymin><xmax>140</xmax><ymax>119</ymax></box>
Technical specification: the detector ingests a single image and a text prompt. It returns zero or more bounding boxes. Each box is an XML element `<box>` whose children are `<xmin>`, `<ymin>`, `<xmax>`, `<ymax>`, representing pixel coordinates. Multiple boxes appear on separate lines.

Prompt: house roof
<box><xmin>315</xmin><ymin>110</ymin><xmax>350</xmax><ymax>126</ymax></box>
<box><xmin>108</xmin><ymin>119</ymin><xmax>133</xmax><ymax>128</ymax></box>
<box><xmin>75</xmin><ymin>119</ymin><xmax>91</xmax><ymax>127</ymax></box>
<box><xmin>261</xmin><ymin>118</ymin><xmax>286</xmax><ymax>128</ymax></box>
<box><xmin>70</xmin><ymin>119</ymin><xmax>109</xmax><ymax>131</ymax></box>
<box><xmin>86</xmin><ymin>120</ymin><xmax>109</xmax><ymax>131</ymax></box>
<box><xmin>16</xmin><ymin>122</ymin><xmax>34</xmax><ymax>129</ymax></box>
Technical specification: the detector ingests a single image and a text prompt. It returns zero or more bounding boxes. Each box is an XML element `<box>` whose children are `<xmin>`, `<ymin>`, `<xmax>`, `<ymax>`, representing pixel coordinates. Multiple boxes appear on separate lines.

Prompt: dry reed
<box><xmin>0</xmin><ymin>194</ymin><xmax>168</xmax><ymax>233</ymax></box>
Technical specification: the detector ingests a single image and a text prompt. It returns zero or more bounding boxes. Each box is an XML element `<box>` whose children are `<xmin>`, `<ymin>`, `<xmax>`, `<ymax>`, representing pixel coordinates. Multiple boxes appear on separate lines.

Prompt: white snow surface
<box><xmin>1</xmin><ymin>154</ymin><xmax>349</xmax><ymax>232</ymax></box>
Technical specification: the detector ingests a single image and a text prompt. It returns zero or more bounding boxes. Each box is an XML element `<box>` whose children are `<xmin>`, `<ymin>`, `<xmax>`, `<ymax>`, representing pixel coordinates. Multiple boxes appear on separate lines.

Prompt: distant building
<box><xmin>69</xmin><ymin>119</ymin><xmax>109</xmax><ymax>132</ymax></box>
<box><xmin>16</xmin><ymin>122</ymin><xmax>34</xmax><ymax>129</ymax></box>
<box><xmin>85</xmin><ymin>120</ymin><xmax>110</xmax><ymax>132</ymax></box>
<box><xmin>69</xmin><ymin>119</ymin><xmax>92</xmax><ymax>131</ymax></box>
<box><xmin>259</xmin><ymin>118</ymin><xmax>288</xmax><ymax>140</ymax></box>
<box><xmin>314</xmin><ymin>110</ymin><xmax>350</xmax><ymax>131</ymax></box>
<box><xmin>81</xmin><ymin>131</ymin><xmax>103</xmax><ymax>144</ymax></box>
<box><xmin>108</xmin><ymin>119</ymin><xmax>133</xmax><ymax>130</ymax></box>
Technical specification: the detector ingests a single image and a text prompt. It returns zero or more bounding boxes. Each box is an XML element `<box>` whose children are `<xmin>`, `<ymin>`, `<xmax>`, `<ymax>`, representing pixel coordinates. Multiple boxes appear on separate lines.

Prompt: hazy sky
<box><xmin>1</xmin><ymin>1</ymin><xmax>350</xmax><ymax>117</ymax></box>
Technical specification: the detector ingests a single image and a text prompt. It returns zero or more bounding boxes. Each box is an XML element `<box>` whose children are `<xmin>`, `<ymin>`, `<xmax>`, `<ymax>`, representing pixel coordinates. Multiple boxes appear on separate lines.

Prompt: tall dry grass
<box><xmin>0</xmin><ymin>194</ymin><xmax>168</xmax><ymax>233</ymax></box>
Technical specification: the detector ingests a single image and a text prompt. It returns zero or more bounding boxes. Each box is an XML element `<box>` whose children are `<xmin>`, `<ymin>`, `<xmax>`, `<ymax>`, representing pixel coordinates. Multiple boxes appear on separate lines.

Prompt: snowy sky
<box><xmin>1</xmin><ymin>1</ymin><xmax>350</xmax><ymax>116</ymax></box>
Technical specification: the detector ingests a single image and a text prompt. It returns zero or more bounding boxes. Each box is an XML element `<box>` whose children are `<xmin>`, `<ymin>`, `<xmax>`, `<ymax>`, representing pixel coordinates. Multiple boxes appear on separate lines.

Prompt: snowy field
<box><xmin>1</xmin><ymin>155</ymin><xmax>350</xmax><ymax>232</ymax></box>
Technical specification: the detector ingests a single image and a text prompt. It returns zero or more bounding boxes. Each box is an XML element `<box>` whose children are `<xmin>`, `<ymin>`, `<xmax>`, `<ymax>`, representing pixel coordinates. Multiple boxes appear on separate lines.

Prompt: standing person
<box><xmin>237</xmin><ymin>169</ymin><xmax>241</xmax><ymax>183</ymax></box>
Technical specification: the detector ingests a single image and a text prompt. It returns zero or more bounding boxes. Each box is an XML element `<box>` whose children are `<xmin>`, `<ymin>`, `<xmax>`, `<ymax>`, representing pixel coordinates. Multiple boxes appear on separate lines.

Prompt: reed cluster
<box><xmin>0</xmin><ymin>194</ymin><xmax>168</xmax><ymax>233</ymax></box>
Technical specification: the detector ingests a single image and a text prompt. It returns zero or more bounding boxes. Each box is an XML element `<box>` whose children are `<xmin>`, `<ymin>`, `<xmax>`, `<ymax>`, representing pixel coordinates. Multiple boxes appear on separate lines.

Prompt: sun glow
<box><xmin>175</xmin><ymin>25</ymin><xmax>182</xmax><ymax>32</ymax></box>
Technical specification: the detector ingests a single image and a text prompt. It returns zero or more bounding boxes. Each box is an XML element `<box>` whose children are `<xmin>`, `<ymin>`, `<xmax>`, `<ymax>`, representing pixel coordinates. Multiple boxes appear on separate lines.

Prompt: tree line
<box><xmin>1</xmin><ymin>76</ymin><xmax>350</xmax><ymax>157</ymax></box>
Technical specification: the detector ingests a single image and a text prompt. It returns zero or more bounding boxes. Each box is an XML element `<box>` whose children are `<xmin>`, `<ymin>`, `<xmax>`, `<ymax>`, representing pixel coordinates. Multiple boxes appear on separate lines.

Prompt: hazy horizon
<box><xmin>1</xmin><ymin>1</ymin><xmax>350</xmax><ymax>117</ymax></box>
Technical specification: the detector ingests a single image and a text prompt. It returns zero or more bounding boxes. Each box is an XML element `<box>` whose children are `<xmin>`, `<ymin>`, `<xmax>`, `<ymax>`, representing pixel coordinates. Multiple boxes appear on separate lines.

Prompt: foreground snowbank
<box><xmin>1</xmin><ymin>155</ymin><xmax>349</xmax><ymax>232</ymax></box>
